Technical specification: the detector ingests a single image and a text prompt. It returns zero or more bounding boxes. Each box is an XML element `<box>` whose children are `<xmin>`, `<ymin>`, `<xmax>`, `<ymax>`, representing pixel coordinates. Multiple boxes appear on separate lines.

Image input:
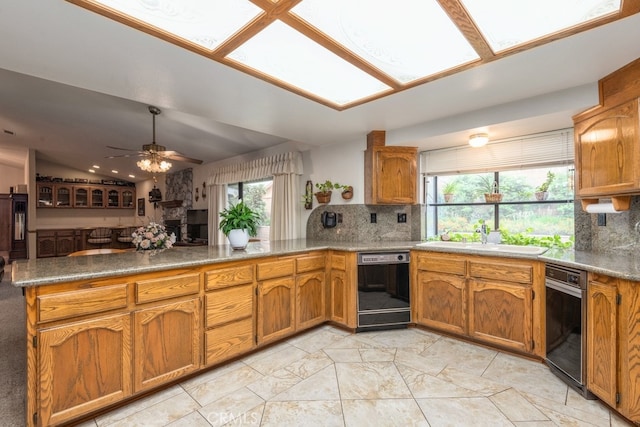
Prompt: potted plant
<box><xmin>218</xmin><ymin>200</ymin><xmax>259</xmax><ymax>250</ymax></box>
<box><xmin>341</xmin><ymin>185</ymin><xmax>353</xmax><ymax>200</ymax></box>
<box><xmin>442</xmin><ymin>180</ymin><xmax>457</xmax><ymax>203</ymax></box>
<box><xmin>314</xmin><ymin>180</ymin><xmax>343</xmax><ymax>204</ymax></box>
<box><xmin>535</xmin><ymin>171</ymin><xmax>555</xmax><ymax>201</ymax></box>
<box><xmin>479</xmin><ymin>176</ymin><xmax>502</xmax><ymax>203</ymax></box>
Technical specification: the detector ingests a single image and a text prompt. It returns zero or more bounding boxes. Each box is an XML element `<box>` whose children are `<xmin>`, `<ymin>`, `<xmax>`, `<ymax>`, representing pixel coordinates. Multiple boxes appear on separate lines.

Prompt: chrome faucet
<box><xmin>477</xmin><ymin>224</ymin><xmax>489</xmax><ymax>244</ymax></box>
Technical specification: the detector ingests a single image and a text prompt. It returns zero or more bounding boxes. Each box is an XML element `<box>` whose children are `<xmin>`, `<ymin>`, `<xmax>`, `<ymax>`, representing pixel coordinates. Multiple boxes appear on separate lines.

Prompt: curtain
<box><xmin>270</xmin><ymin>173</ymin><xmax>298</xmax><ymax>241</ymax></box>
<box><xmin>207</xmin><ymin>152</ymin><xmax>303</xmax><ymax>243</ymax></box>
<box><xmin>207</xmin><ymin>184</ymin><xmax>227</xmax><ymax>246</ymax></box>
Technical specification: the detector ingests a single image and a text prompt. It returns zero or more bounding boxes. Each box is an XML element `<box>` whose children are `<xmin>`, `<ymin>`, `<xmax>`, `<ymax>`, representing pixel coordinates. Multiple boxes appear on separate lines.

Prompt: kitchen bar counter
<box><xmin>11</xmin><ymin>239</ymin><xmax>419</xmax><ymax>287</ymax></box>
<box><xmin>13</xmin><ymin>238</ymin><xmax>640</xmax><ymax>287</ymax></box>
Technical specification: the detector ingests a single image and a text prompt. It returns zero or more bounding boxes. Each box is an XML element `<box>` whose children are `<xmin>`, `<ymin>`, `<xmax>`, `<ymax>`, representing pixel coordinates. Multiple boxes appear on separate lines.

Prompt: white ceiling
<box><xmin>1</xmin><ymin>0</ymin><xmax>640</xmax><ymax>182</ymax></box>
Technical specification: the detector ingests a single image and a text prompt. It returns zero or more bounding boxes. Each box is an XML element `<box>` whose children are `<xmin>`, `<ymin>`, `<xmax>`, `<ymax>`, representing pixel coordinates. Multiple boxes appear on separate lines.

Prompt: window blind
<box><xmin>421</xmin><ymin>129</ymin><xmax>574</xmax><ymax>175</ymax></box>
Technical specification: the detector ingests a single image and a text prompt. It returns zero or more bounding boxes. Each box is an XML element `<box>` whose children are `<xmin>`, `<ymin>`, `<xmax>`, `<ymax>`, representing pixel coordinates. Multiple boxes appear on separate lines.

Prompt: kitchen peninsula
<box><xmin>12</xmin><ymin>241</ymin><xmax>640</xmax><ymax>426</ymax></box>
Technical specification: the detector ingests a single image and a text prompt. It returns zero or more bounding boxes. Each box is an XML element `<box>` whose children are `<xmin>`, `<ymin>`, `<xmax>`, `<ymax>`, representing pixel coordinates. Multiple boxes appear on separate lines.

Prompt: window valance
<box><xmin>207</xmin><ymin>151</ymin><xmax>303</xmax><ymax>185</ymax></box>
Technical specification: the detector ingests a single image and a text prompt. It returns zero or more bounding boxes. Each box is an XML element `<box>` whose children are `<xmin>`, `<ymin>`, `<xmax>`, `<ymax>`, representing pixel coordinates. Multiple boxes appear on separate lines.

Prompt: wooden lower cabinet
<box><xmin>256</xmin><ymin>277</ymin><xmax>296</xmax><ymax>344</ymax></box>
<box><xmin>587</xmin><ymin>273</ymin><xmax>640</xmax><ymax>422</ymax></box>
<box><xmin>468</xmin><ymin>279</ymin><xmax>533</xmax><ymax>353</ymax></box>
<box><xmin>38</xmin><ymin>313</ymin><xmax>132</xmax><ymax>427</ymax></box>
<box><xmin>329</xmin><ymin>251</ymin><xmax>357</xmax><ymax>328</ymax></box>
<box><xmin>133</xmin><ymin>298</ymin><xmax>201</xmax><ymax>392</ymax></box>
<box><xmin>296</xmin><ymin>271</ymin><xmax>326</xmax><ymax>330</ymax></box>
<box><xmin>411</xmin><ymin>251</ymin><xmax>543</xmax><ymax>358</ymax></box>
<box><xmin>37</xmin><ymin>229</ymin><xmax>79</xmax><ymax>258</ymax></box>
<box><xmin>414</xmin><ymin>270</ymin><xmax>466</xmax><ymax>335</ymax></box>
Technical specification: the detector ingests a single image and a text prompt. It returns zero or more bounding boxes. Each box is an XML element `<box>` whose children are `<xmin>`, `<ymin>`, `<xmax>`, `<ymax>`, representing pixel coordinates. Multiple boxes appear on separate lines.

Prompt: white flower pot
<box><xmin>227</xmin><ymin>229</ymin><xmax>249</xmax><ymax>250</ymax></box>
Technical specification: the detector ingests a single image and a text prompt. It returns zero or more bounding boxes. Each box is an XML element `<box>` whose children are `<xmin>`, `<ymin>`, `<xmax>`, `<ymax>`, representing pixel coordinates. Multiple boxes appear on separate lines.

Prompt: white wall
<box><xmin>0</xmin><ymin>164</ymin><xmax>26</xmax><ymax>193</ymax></box>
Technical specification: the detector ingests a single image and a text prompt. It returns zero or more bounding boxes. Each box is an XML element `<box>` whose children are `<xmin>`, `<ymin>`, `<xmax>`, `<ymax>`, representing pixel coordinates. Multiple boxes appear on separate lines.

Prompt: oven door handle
<box><xmin>546</xmin><ymin>278</ymin><xmax>582</xmax><ymax>299</ymax></box>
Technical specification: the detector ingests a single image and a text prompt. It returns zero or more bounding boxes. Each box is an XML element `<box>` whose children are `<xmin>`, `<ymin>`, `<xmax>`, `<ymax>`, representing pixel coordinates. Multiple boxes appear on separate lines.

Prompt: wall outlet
<box><xmin>337</xmin><ymin>213</ymin><xmax>343</xmax><ymax>223</ymax></box>
<box><xmin>397</xmin><ymin>213</ymin><xmax>407</xmax><ymax>223</ymax></box>
<box><xmin>597</xmin><ymin>213</ymin><xmax>606</xmax><ymax>226</ymax></box>
<box><xmin>370</xmin><ymin>213</ymin><xmax>377</xmax><ymax>223</ymax></box>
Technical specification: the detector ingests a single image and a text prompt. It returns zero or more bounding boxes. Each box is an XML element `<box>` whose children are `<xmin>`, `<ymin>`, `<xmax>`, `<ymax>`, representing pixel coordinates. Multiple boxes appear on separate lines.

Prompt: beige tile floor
<box><xmin>77</xmin><ymin>326</ymin><xmax>632</xmax><ymax>426</ymax></box>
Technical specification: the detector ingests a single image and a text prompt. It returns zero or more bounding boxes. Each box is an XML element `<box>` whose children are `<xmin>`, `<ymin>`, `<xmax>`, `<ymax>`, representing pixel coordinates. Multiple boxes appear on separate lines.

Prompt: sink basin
<box><xmin>416</xmin><ymin>241</ymin><xmax>548</xmax><ymax>255</ymax></box>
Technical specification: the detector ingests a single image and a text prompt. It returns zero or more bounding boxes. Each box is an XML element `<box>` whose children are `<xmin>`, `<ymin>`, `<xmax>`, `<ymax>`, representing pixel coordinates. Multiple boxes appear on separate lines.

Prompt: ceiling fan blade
<box><xmin>105</xmin><ymin>152</ymin><xmax>146</xmax><ymax>159</ymax></box>
<box><xmin>106</xmin><ymin>145</ymin><xmax>140</xmax><ymax>152</ymax></box>
<box><xmin>160</xmin><ymin>151</ymin><xmax>203</xmax><ymax>164</ymax></box>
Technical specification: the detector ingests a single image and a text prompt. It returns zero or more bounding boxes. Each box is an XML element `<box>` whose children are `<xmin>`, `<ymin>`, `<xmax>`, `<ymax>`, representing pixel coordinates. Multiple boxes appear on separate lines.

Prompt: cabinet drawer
<box><xmin>205</xmin><ymin>317</ymin><xmax>254</xmax><ymax>365</ymax></box>
<box><xmin>469</xmin><ymin>260</ymin><xmax>532</xmax><ymax>284</ymax></box>
<box><xmin>135</xmin><ymin>273</ymin><xmax>200</xmax><ymax>304</ymax></box>
<box><xmin>205</xmin><ymin>284</ymin><xmax>253</xmax><ymax>328</ymax></box>
<box><xmin>205</xmin><ymin>264</ymin><xmax>254</xmax><ymax>290</ymax></box>
<box><xmin>257</xmin><ymin>258</ymin><xmax>295</xmax><ymax>280</ymax></box>
<box><xmin>331</xmin><ymin>254</ymin><xmax>347</xmax><ymax>271</ymax></box>
<box><xmin>296</xmin><ymin>254</ymin><xmax>326</xmax><ymax>273</ymax></box>
<box><xmin>416</xmin><ymin>254</ymin><xmax>466</xmax><ymax>276</ymax></box>
<box><xmin>38</xmin><ymin>284</ymin><xmax>128</xmax><ymax>323</ymax></box>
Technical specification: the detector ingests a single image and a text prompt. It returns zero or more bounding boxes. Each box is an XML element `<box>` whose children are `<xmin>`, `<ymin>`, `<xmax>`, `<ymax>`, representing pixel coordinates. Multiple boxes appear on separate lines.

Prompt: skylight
<box><xmin>67</xmin><ymin>0</ymin><xmax>633</xmax><ymax>110</ymax></box>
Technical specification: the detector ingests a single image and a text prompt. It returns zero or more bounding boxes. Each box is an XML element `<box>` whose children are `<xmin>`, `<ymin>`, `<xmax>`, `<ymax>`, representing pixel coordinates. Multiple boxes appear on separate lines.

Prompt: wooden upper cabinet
<box><xmin>573</xmin><ymin>58</ymin><xmax>640</xmax><ymax>208</ymax></box>
<box><xmin>574</xmin><ymin>99</ymin><xmax>640</xmax><ymax>197</ymax></box>
<box><xmin>35</xmin><ymin>183</ymin><xmax>134</xmax><ymax>209</ymax></box>
<box><xmin>364</xmin><ymin>130</ymin><xmax>417</xmax><ymax>205</ymax></box>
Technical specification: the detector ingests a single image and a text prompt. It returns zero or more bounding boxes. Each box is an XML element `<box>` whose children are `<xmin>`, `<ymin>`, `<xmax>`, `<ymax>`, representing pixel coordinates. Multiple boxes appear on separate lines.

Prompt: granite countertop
<box><xmin>11</xmin><ymin>239</ymin><xmax>420</xmax><ymax>288</ymax></box>
<box><xmin>11</xmin><ymin>239</ymin><xmax>640</xmax><ymax>287</ymax></box>
<box><xmin>540</xmin><ymin>248</ymin><xmax>640</xmax><ymax>281</ymax></box>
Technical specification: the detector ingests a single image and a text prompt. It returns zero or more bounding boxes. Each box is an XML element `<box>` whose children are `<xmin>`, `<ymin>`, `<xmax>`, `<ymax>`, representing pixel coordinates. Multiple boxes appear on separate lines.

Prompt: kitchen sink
<box><xmin>416</xmin><ymin>241</ymin><xmax>548</xmax><ymax>255</ymax></box>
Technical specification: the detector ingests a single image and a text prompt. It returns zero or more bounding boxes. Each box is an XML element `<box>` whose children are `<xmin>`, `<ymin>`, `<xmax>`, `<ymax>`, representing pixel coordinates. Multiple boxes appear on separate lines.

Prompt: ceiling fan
<box><xmin>106</xmin><ymin>106</ymin><xmax>203</xmax><ymax>169</ymax></box>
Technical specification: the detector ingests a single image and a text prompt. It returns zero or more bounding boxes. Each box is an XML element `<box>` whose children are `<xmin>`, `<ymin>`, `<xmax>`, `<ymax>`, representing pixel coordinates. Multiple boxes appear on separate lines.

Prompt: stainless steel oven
<box><xmin>545</xmin><ymin>263</ymin><xmax>595</xmax><ymax>398</ymax></box>
<box><xmin>356</xmin><ymin>252</ymin><xmax>410</xmax><ymax>332</ymax></box>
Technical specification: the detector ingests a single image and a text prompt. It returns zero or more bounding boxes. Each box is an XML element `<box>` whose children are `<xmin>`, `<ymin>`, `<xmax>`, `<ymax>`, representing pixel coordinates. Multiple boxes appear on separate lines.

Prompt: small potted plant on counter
<box><xmin>535</xmin><ymin>171</ymin><xmax>555</xmax><ymax>201</ymax></box>
<box><xmin>218</xmin><ymin>200</ymin><xmax>259</xmax><ymax>250</ymax></box>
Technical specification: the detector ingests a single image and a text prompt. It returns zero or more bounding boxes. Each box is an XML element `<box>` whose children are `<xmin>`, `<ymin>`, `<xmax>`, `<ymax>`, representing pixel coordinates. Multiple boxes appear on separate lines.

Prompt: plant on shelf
<box><xmin>314</xmin><ymin>180</ymin><xmax>345</xmax><ymax>204</ymax></box>
<box><xmin>442</xmin><ymin>180</ymin><xmax>458</xmax><ymax>203</ymax></box>
<box><xmin>535</xmin><ymin>171</ymin><xmax>555</xmax><ymax>200</ymax></box>
<box><xmin>218</xmin><ymin>200</ymin><xmax>259</xmax><ymax>250</ymax></box>
<box><xmin>479</xmin><ymin>176</ymin><xmax>502</xmax><ymax>203</ymax></box>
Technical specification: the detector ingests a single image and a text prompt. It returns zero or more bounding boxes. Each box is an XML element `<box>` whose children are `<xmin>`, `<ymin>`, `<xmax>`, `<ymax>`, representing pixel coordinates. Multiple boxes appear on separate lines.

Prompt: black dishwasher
<box><xmin>356</xmin><ymin>252</ymin><xmax>410</xmax><ymax>332</ymax></box>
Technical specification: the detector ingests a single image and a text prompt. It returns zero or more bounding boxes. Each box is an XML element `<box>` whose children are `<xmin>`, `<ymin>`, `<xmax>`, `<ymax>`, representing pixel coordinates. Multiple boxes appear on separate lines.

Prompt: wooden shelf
<box><xmin>159</xmin><ymin>200</ymin><xmax>183</xmax><ymax>208</ymax></box>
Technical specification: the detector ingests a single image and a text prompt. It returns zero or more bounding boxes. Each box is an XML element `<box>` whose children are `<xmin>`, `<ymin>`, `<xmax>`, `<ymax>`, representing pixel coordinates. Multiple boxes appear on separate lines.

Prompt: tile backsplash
<box><xmin>575</xmin><ymin>196</ymin><xmax>640</xmax><ymax>252</ymax></box>
<box><xmin>306</xmin><ymin>204</ymin><xmax>421</xmax><ymax>242</ymax></box>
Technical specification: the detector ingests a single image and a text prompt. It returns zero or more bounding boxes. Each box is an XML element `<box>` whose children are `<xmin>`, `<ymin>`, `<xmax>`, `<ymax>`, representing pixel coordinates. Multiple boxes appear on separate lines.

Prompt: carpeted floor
<box><xmin>0</xmin><ymin>263</ymin><xmax>26</xmax><ymax>427</ymax></box>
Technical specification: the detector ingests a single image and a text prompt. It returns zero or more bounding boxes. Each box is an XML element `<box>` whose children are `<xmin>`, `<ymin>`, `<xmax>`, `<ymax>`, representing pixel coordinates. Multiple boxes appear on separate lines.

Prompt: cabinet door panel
<box><xmin>372</xmin><ymin>147</ymin><xmax>417</xmax><ymax>204</ymax></box>
<box><xmin>257</xmin><ymin>277</ymin><xmax>295</xmax><ymax>344</ymax></box>
<box><xmin>296</xmin><ymin>271</ymin><xmax>326</xmax><ymax>330</ymax></box>
<box><xmin>469</xmin><ymin>279</ymin><xmax>532</xmax><ymax>353</ymax></box>
<box><xmin>575</xmin><ymin>100</ymin><xmax>639</xmax><ymax>196</ymax></box>
<box><xmin>415</xmin><ymin>271</ymin><xmax>466</xmax><ymax>335</ymax></box>
<box><xmin>38</xmin><ymin>314</ymin><xmax>131</xmax><ymax>426</ymax></box>
<box><xmin>587</xmin><ymin>280</ymin><xmax>618</xmax><ymax>406</ymax></box>
<box><xmin>133</xmin><ymin>298</ymin><xmax>200</xmax><ymax>392</ymax></box>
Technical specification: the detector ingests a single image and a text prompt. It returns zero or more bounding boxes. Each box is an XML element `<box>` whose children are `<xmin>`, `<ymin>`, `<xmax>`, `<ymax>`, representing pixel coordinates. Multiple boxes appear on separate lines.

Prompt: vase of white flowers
<box><xmin>131</xmin><ymin>222</ymin><xmax>176</xmax><ymax>251</ymax></box>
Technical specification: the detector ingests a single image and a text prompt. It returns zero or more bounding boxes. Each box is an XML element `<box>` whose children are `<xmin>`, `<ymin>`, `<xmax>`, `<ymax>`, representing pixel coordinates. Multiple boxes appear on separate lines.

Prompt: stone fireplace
<box><xmin>162</xmin><ymin>168</ymin><xmax>193</xmax><ymax>242</ymax></box>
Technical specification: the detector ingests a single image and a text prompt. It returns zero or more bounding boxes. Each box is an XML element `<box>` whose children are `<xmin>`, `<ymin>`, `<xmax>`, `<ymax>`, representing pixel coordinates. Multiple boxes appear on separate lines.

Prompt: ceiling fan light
<box><xmin>469</xmin><ymin>133</ymin><xmax>489</xmax><ymax>148</ymax></box>
<box><xmin>137</xmin><ymin>157</ymin><xmax>172</xmax><ymax>173</ymax></box>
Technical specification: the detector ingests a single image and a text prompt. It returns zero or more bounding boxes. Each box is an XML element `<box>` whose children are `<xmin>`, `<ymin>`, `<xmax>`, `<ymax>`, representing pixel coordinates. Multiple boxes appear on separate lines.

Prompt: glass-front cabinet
<box><xmin>37</xmin><ymin>184</ymin><xmax>54</xmax><ymax>208</ymax></box>
<box><xmin>55</xmin><ymin>186</ymin><xmax>72</xmax><ymax>207</ymax></box>
<box><xmin>74</xmin><ymin>187</ymin><xmax>89</xmax><ymax>208</ymax></box>
<box><xmin>91</xmin><ymin>188</ymin><xmax>105</xmax><ymax>208</ymax></box>
<box><xmin>122</xmin><ymin>189</ymin><xmax>134</xmax><ymax>208</ymax></box>
<box><xmin>36</xmin><ymin>183</ymin><xmax>135</xmax><ymax>209</ymax></box>
<box><xmin>107</xmin><ymin>189</ymin><xmax>120</xmax><ymax>208</ymax></box>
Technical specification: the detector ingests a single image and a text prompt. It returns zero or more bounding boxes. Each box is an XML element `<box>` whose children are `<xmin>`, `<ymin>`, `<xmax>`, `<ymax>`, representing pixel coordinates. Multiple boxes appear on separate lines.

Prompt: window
<box><xmin>425</xmin><ymin>165</ymin><xmax>574</xmax><ymax>242</ymax></box>
<box><xmin>227</xmin><ymin>178</ymin><xmax>273</xmax><ymax>240</ymax></box>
